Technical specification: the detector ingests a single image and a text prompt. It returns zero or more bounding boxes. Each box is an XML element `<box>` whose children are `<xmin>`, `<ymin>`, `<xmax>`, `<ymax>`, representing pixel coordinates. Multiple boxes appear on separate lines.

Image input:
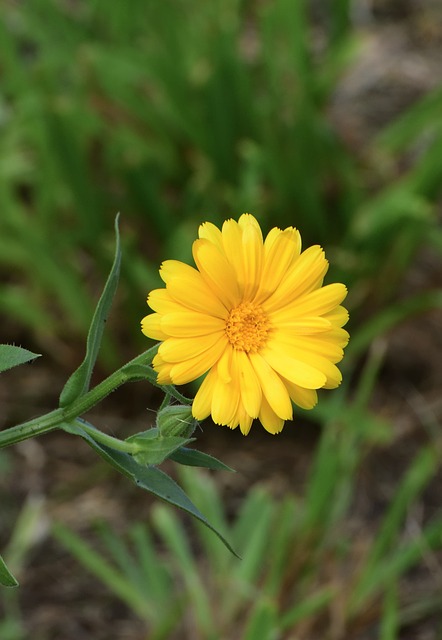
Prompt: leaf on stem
<box><xmin>59</xmin><ymin>215</ymin><xmax>122</xmax><ymax>407</ymax></box>
<box><xmin>64</xmin><ymin>420</ymin><xmax>238</xmax><ymax>557</ymax></box>
<box><xmin>0</xmin><ymin>553</ymin><xmax>18</xmax><ymax>587</ymax></box>
<box><xmin>0</xmin><ymin>345</ymin><xmax>40</xmax><ymax>374</ymax></box>
<box><xmin>170</xmin><ymin>447</ymin><xmax>235</xmax><ymax>472</ymax></box>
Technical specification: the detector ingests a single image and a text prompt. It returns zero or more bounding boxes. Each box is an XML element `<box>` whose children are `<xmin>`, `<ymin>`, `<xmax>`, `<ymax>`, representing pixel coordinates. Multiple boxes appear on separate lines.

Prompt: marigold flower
<box><xmin>142</xmin><ymin>214</ymin><xmax>349</xmax><ymax>435</ymax></box>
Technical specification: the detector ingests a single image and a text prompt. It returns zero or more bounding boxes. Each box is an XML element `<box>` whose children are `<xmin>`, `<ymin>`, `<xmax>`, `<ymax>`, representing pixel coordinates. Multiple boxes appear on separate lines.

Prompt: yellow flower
<box><xmin>142</xmin><ymin>214</ymin><xmax>349</xmax><ymax>435</ymax></box>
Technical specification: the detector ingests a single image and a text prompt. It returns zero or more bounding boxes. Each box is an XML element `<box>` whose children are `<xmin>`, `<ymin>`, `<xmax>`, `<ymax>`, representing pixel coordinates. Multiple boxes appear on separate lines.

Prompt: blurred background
<box><xmin>1</xmin><ymin>0</ymin><xmax>442</xmax><ymax>638</ymax></box>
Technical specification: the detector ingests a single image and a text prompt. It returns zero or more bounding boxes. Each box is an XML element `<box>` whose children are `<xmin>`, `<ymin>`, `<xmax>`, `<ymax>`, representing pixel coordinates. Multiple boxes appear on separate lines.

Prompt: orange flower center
<box><xmin>225</xmin><ymin>302</ymin><xmax>270</xmax><ymax>352</ymax></box>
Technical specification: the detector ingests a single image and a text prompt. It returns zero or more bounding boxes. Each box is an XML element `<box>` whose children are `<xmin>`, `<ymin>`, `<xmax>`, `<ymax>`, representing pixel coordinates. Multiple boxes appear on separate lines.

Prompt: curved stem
<box><xmin>72</xmin><ymin>419</ymin><xmax>137</xmax><ymax>453</ymax></box>
<box><xmin>0</xmin><ymin>346</ymin><xmax>160</xmax><ymax>450</ymax></box>
<box><xmin>0</xmin><ymin>409</ymin><xmax>63</xmax><ymax>448</ymax></box>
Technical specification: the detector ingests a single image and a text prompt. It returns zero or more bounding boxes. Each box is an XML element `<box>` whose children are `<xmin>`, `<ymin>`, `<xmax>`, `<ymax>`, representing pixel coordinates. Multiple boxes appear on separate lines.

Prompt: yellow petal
<box><xmin>169</xmin><ymin>337</ymin><xmax>227</xmax><ymax>384</ymax></box>
<box><xmin>279</xmin><ymin>328</ymin><xmax>349</xmax><ymax>352</ymax></box>
<box><xmin>263</xmin><ymin>246</ymin><xmax>328</xmax><ymax>313</ymax></box>
<box><xmin>221</xmin><ymin>219</ymin><xmax>245</xmax><ymax>290</ymax></box>
<box><xmin>211</xmin><ymin>375</ymin><xmax>240</xmax><ymax>426</ymax></box>
<box><xmin>281</xmin><ymin>378</ymin><xmax>318</xmax><ymax>410</ymax></box>
<box><xmin>152</xmin><ymin>354</ymin><xmax>173</xmax><ymax>384</ymax></box>
<box><xmin>236</xmin><ymin>350</ymin><xmax>262</xmax><ymax>418</ymax></box>
<box><xmin>161</xmin><ymin>311</ymin><xmax>225</xmax><ymax>337</ymax></box>
<box><xmin>160</xmin><ymin>260</ymin><xmax>227</xmax><ymax>318</ymax></box>
<box><xmin>158</xmin><ymin>331</ymin><xmax>225</xmax><ymax>363</ymax></box>
<box><xmin>238</xmin><ymin>213</ymin><xmax>263</xmax><ymax>240</ymax></box>
<box><xmin>267</xmin><ymin>316</ymin><xmax>332</xmax><ymax>335</ymax></box>
<box><xmin>192</xmin><ymin>238</ymin><xmax>241</xmax><ymax>308</ymax></box>
<box><xmin>271</xmin><ymin>330</ymin><xmax>344</xmax><ymax>362</ymax></box>
<box><xmin>248</xmin><ymin>352</ymin><xmax>293</xmax><ymax>419</ymax></box>
<box><xmin>192</xmin><ymin>368</ymin><xmax>217</xmax><ymax>420</ymax></box>
<box><xmin>258</xmin><ymin>395</ymin><xmax>285</xmax><ymax>434</ymax></box>
<box><xmin>323</xmin><ymin>376</ymin><xmax>342</xmax><ymax>390</ymax></box>
<box><xmin>141</xmin><ymin>314</ymin><xmax>168</xmax><ymax>340</ymax></box>
<box><xmin>261</xmin><ymin>342</ymin><xmax>327</xmax><ymax>389</ymax></box>
<box><xmin>264</xmin><ymin>225</ymin><xmax>301</xmax><ymax>255</ymax></box>
<box><xmin>242</xmin><ymin>221</ymin><xmax>264</xmax><ymax>300</ymax></box>
<box><xmin>217</xmin><ymin>344</ymin><xmax>233</xmax><ymax>383</ymax></box>
<box><xmin>291</xmin><ymin>350</ymin><xmax>342</xmax><ymax>387</ymax></box>
<box><xmin>323</xmin><ymin>305</ymin><xmax>349</xmax><ymax>328</ymax></box>
<box><xmin>325</xmin><ymin>327</ymin><xmax>350</xmax><ymax>349</ymax></box>
<box><xmin>257</xmin><ymin>228</ymin><xmax>301</xmax><ymax>303</ymax></box>
<box><xmin>221</xmin><ymin>217</ymin><xmax>265</xmax><ymax>301</ymax></box>
<box><xmin>198</xmin><ymin>221</ymin><xmax>224</xmax><ymax>252</ymax></box>
<box><xmin>239</xmin><ymin>407</ymin><xmax>254</xmax><ymax>435</ymax></box>
<box><xmin>147</xmin><ymin>289</ymin><xmax>183</xmax><ymax>314</ymax></box>
<box><xmin>271</xmin><ymin>283</ymin><xmax>348</xmax><ymax>320</ymax></box>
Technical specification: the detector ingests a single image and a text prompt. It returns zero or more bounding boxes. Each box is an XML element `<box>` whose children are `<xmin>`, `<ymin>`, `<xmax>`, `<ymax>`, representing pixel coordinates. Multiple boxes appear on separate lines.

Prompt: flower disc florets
<box><xmin>225</xmin><ymin>302</ymin><xmax>270</xmax><ymax>353</ymax></box>
<box><xmin>141</xmin><ymin>213</ymin><xmax>349</xmax><ymax>435</ymax></box>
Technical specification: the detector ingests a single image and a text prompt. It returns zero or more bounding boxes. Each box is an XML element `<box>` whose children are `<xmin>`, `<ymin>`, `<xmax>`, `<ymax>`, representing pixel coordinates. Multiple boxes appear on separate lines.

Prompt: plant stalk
<box><xmin>0</xmin><ymin>347</ymin><xmax>162</xmax><ymax>450</ymax></box>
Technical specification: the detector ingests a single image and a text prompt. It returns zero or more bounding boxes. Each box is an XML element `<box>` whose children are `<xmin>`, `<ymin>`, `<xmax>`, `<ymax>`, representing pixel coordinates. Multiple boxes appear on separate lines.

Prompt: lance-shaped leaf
<box><xmin>59</xmin><ymin>215</ymin><xmax>121</xmax><ymax>407</ymax></box>
<box><xmin>62</xmin><ymin>421</ymin><xmax>238</xmax><ymax>556</ymax></box>
<box><xmin>0</xmin><ymin>554</ymin><xmax>18</xmax><ymax>587</ymax></box>
<box><xmin>170</xmin><ymin>447</ymin><xmax>235</xmax><ymax>472</ymax></box>
<box><xmin>0</xmin><ymin>345</ymin><xmax>40</xmax><ymax>374</ymax></box>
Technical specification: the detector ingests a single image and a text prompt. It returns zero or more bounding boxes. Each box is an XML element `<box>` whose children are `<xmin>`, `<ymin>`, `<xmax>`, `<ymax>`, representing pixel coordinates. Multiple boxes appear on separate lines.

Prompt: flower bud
<box><xmin>156</xmin><ymin>405</ymin><xmax>195</xmax><ymax>438</ymax></box>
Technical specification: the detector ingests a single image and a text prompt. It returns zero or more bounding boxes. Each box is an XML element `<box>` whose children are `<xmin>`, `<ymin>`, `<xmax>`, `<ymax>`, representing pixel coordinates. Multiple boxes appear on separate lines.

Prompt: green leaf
<box><xmin>0</xmin><ymin>345</ymin><xmax>40</xmax><ymax>374</ymax></box>
<box><xmin>0</xmin><ymin>554</ymin><xmax>18</xmax><ymax>587</ymax></box>
<box><xmin>59</xmin><ymin>215</ymin><xmax>121</xmax><ymax>407</ymax></box>
<box><xmin>170</xmin><ymin>447</ymin><xmax>235</xmax><ymax>472</ymax></box>
<box><xmin>63</xmin><ymin>421</ymin><xmax>238</xmax><ymax>556</ymax></box>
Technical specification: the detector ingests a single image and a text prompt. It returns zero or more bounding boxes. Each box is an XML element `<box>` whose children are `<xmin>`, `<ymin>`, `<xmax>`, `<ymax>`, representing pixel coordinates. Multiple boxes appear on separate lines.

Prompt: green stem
<box><xmin>159</xmin><ymin>392</ymin><xmax>172</xmax><ymax>411</ymax></box>
<box><xmin>0</xmin><ymin>409</ymin><xmax>63</xmax><ymax>448</ymax></box>
<box><xmin>0</xmin><ymin>346</ymin><xmax>160</xmax><ymax>450</ymax></box>
<box><xmin>72</xmin><ymin>419</ymin><xmax>137</xmax><ymax>453</ymax></box>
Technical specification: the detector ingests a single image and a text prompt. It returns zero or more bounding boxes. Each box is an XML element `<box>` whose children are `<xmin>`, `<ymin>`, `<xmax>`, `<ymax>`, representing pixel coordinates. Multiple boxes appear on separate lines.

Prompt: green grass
<box><xmin>44</xmin><ymin>348</ymin><xmax>442</xmax><ymax>638</ymax></box>
<box><xmin>1</xmin><ymin>0</ymin><xmax>442</xmax><ymax>359</ymax></box>
<box><xmin>52</xmin><ymin>434</ymin><xmax>442</xmax><ymax>639</ymax></box>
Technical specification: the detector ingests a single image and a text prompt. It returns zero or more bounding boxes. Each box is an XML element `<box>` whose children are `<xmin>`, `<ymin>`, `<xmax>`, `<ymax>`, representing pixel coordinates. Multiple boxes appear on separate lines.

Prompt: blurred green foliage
<box><xmin>1</xmin><ymin>344</ymin><xmax>440</xmax><ymax>638</ymax></box>
<box><xmin>1</xmin><ymin>3</ymin><xmax>442</xmax><ymax>637</ymax></box>
<box><xmin>1</xmin><ymin>0</ymin><xmax>442</xmax><ymax>359</ymax></box>
<box><xmin>52</xmin><ymin>435</ymin><xmax>442</xmax><ymax>640</ymax></box>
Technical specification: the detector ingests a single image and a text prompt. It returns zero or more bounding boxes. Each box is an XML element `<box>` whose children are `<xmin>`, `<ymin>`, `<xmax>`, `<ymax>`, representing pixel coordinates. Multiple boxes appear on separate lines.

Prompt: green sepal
<box><xmin>170</xmin><ymin>447</ymin><xmax>235</xmax><ymax>472</ymax></box>
<box><xmin>0</xmin><ymin>345</ymin><xmax>40</xmax><ymax>374</ymax></box>
<box><xmin>126</xmin><ymin>428</ymin><xmax>195</xmax><ymax>465</ymax></box>
<box><xmin>0</xmin><ymin>554</ymin><xmax>18</xmax><ymax>587</ymax></box>
<box><xmin>63</xmin><ymin>421</ymin><xmax>238</xmax><ymax>556</ymax></box>
<box><xmin>59</xmin><ymin>215</ymin><xmax>121</xmax><ymax>407</ymax></box>
<box><xmin>156</xmin><ymin>405</ymin><xmax>195</xmax><ymax>438</ymax></box>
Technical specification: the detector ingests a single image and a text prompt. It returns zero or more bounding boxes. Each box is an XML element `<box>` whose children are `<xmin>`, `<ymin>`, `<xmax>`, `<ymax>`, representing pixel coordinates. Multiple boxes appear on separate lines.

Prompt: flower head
<box><xmin>142</xmin><ymin>214</ymin><xmax>349</xmax><ymax>435</ymax></box>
